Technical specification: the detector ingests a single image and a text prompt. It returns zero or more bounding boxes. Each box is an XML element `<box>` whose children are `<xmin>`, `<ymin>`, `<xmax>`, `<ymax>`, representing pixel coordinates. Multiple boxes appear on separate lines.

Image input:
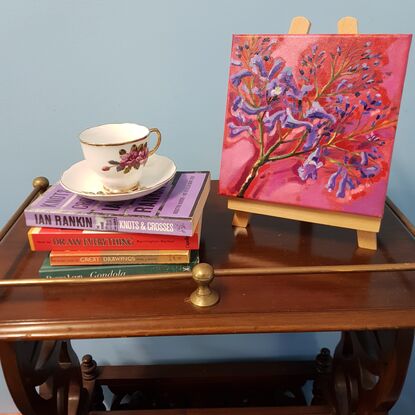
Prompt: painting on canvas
<box><xmin>219</xmin><ymin>34</ymin><xmax>411</xmax><ymax>217</ymax></box>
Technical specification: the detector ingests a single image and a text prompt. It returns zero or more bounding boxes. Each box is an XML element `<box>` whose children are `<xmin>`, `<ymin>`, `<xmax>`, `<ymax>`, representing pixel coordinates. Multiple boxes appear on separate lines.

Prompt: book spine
<box><xmin>24</xmin><ymin>211</ymin><xmax>194</xmax><ymax>236</ymax></box>
<box><xmin>39</xmin><ymin>263</ymin><xmax>195</xmax><ymax>278</ymax></box>
<box><xmin>49</xmin><ymin>250</ymin><xmax>190</xmax><ymax>266</ymax></box>
<box><xmin>28</xmin><ymin>229</ymin><xmax>199</xmax><ymax>251</ymax></box>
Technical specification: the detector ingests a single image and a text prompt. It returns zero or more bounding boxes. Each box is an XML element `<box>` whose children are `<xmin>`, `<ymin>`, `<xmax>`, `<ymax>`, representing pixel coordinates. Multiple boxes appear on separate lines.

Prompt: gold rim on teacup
<box><xmin>79</xmin><ymin>124</ymin><xmax>161</xmax><ymax>150</ymax></box>
<box><xmin>80</xmin><ymin>126</ymin><xmax>161</xmax><ymax>157</ymax></box>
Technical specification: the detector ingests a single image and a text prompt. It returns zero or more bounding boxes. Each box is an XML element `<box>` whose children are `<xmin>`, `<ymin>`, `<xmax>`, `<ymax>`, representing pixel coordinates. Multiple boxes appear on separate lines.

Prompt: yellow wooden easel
<box><xmin>228</xmin><ymin>16</ymin><xmax>381</xmax><ymax>251</ymax></box>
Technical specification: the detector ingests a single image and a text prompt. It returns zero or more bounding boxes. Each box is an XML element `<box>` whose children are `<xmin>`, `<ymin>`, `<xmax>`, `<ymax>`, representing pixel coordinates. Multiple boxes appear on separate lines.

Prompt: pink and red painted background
<box><xmin>219</xmin><ymin>34</ymin><xmax>411</xmax><ymax>217</ymax></box>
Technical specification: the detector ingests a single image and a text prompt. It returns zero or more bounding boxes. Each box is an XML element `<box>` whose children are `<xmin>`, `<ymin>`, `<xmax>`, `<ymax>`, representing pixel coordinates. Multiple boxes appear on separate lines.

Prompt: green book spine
<box><xmin>39</xmin><ymin>251</ymin><xmax>199</xmax><ymax>278</ymax></box>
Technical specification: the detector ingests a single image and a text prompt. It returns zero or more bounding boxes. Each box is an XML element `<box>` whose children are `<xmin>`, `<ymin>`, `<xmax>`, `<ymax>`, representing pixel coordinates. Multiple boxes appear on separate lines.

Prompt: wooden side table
<box><xmin>0</xmin><ymin>180</ymin><xmax>414</xmax><ymax>415</ymax></box>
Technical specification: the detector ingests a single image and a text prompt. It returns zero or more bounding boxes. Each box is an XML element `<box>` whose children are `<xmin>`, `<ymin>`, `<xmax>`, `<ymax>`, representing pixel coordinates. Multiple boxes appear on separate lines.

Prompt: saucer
<box><xmin>60</xmin><ymin>154</ymin><xmax>177</xmax><ymax>201</ymax></box>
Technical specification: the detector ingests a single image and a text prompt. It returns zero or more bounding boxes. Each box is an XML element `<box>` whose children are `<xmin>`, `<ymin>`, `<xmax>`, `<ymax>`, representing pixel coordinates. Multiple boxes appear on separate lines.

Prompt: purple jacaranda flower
<box><xmin>336</xmin><ymin>170</ymin><xmax>355</xmax><ymax>198</ymax></box>
<box><xmin>326</xmin><ymin>166</ymin><xmax>357</xmax><ymax>198</ymax></box>
<box><xmin>234</xmin><ymin>111</ymin><xmax>246</xmax><ymax>124</ymax></box>
<box><xmin>287</xmin><ymin>84</ymin><xmax>313</xmax><ymax>100</ymax></box>
<box><xmin>232</xmin><ymin>95</ymin><xmax>268</xmax><ymax>116</ymax></box>
<box><xmin>361</xmin><ymin>152</ymin><xmax>369</xmax><ymax>166</ymax></box>
<box><xmin>232</xmin><ymin>96</ymin><xmax>243</xmax><ymax>112</ymax></box>
<box><xmin>305</xmin><ymin>101</ymin><xmax>336</xmax><ymax>123</ymax></box>
<box><xmin>327</xmin><ymin>168</ymin><xmax>341</xmax><ymax>191</ymax></box>
<box><xmin>266</xmin><ymin>79</ymin><xmax>282</xmax><ymax>98</ymax></box>
<box><xmin>298</xmin><ymin>147</ymin><xmax>323</xmax><ymax>181</ymax></box>
<box><xmin>230</xmin><ymin>70</ymin><xmax>252</xmax><ymax>86</ymax></box>
<box><xmin>303</xmin><ymin>126</ymin><xmax>320</xmax><ymax>151</ymax></box>
<box><xmin>228</xmin><ymin>123</ymin><xmax>253</xmax><ymax>138</ymax></box>
<box><xmin>358</xmin><ymin>145</ymin><xmax>381</xmax><ymax>159</ymax></box>
<box><xmin>277</xmin><ymin>68</ymin><xmax>297</xmax><ymax>93</ymax></box>
<box><xmin>263</xmin><ymin>110</ymin><xmax>286</xmax><ymax>132</ymax></box>
<box><xmin>268</xmin><ymin>58</ymin><xmax>284</xmax><ymax>79</ymax></box>
<box><xmin>240</xmin><ymin>100</ymin><xmax>269</xmax><ymax>115</ymax></box>
<box><xmin>278</xmin><ymin>67</ymin><xmax>314</xmax><ymax>99</ymax></box>
<box><xmin>282</xmin><ymin>108</ymin><xmax>313</xmax><ymax>131</ymax></box>
<box><xmin>266</xmin><ymin>67</ymin><xmax>312</xmax><ymax>100</ymax></box>
<box><xmin>359</xmin><ymin>165</ymin><xmax>379</xmax><ymax>178</ymax></box>
<box><xmin>336</xmin><ymin>79</ymin><xmax>348</xmax><ymax>91</ymax></box>
<box><xmin>366</xmin><ymin>133</ymin><xmax>385</xmax><ymax>145</ymax></box>
<box><xmin>250</xmin><ymin>55</ymin><xmax>267</xmax><ymax>77</ymax></box>
<box><xmin>231</xmin><ymin>59</ymin><xmax>242</xmax><ymax>66</ymax></box>
<box><xmin>251</xmin><ymin>87</ymin><xmax>264</xmax><ymax>98</ymax></box>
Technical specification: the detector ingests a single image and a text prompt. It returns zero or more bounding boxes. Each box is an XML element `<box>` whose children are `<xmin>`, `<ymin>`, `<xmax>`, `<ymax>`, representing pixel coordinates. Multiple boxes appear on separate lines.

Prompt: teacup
<box><xmin>79</xmin><ymin>123</ymin><xmax>161</xmax><ymax>193</ymax></box>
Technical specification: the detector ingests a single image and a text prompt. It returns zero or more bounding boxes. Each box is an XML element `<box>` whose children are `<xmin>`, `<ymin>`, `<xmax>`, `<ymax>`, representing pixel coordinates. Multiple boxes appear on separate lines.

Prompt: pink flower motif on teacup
<box><xmin>102</xmin><ymin>143</ymin><xmax>149</xmax><ymax>174</ymax></box>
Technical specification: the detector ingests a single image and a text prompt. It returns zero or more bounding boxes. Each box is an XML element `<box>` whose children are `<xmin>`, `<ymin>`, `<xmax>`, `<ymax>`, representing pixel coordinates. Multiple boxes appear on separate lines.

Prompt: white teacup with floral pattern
<box><xmin>79</xmin><ymin>123</ymin><xmax>161</xmax><ymax>193</ymax></box>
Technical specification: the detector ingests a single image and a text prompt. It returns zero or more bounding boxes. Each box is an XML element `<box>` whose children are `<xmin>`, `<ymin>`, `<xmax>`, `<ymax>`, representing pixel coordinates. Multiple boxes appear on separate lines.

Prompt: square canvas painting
<box><xmin>219</xmin><ymin>34</ymin><xmax>411</xmax><ymax>217</ymax></box>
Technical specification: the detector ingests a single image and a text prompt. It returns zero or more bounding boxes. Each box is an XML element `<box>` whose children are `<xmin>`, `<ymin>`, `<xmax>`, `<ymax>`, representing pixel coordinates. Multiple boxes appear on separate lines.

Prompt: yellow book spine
<box><xmin>49</xmin><ymin>250</ymin><xmax>190</xmax><ymax>266</ymax></box>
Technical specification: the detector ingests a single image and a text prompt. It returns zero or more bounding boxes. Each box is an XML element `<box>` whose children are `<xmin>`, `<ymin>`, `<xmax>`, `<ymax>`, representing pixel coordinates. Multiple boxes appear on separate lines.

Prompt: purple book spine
<box><xmin>24</xmin><ymin>211</ymin><xmax>194</xmax><ymax>236</ymax></box>
<box><xmin>24</xmin><ymin>172</ymin><xmax>209</xmax><ymax>236</ymax></box>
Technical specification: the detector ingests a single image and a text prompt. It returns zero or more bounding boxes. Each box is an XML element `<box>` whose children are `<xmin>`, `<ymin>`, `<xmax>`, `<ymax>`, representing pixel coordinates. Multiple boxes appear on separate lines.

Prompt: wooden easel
<box><xmin>228</xmin><ymin>16</ymin><xmax>381</xmax><ymax>251</ymax></box>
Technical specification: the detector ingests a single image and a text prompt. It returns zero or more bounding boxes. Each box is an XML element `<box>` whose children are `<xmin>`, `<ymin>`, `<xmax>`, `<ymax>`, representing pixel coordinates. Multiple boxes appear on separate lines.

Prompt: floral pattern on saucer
<box><xmin>101</xmin><ymin>143</ymin><xmax>148</xmax><ymax>174</ymax></box>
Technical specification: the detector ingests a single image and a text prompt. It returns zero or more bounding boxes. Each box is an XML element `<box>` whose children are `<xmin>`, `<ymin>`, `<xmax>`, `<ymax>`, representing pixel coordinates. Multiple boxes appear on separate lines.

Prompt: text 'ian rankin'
<box><xmin>34</xmin><ymin>214</ymin><xmax>93</xmax><ymax>228</ymax></box>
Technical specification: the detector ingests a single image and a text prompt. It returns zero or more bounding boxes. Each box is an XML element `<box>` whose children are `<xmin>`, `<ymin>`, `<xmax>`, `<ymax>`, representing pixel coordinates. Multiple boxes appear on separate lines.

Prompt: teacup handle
<box><xmin>148</xmin><ymin>128</ymin><xmax>162</xmax><ymax>156</ymax></box>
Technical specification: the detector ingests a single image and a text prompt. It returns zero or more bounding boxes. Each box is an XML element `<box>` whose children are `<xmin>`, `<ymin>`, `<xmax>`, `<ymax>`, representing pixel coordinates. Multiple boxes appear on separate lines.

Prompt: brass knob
<box><xmin>32</xmin><ymin>176</ymin><xmax>49</xmax><ymax>191</ymax></box>
<box><xmin>190</xmin><ymin>263</ymin><xmax>219</xmax><ymax>307</ymax></box>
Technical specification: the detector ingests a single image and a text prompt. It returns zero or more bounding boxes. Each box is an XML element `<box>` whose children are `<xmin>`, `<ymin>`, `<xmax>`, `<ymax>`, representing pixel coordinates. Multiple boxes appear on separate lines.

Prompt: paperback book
<box><xmin>39</xmin><ymin>252</ymin><xmax>199</xmax><ymax>278</ymax></box>
<box><xmin>28</xmin><ymin>221</ymin><xmax>201</xmax><ymax>251</ymax></box>
<box><xmin>49</xmin><ymin>249</ymin><xmax>191</xmax><ymax>266</ymax></box>
<box><xmin>24</xmin><ymin>172</ymin><xmax>210</xmax><ymax>236</ymax></box>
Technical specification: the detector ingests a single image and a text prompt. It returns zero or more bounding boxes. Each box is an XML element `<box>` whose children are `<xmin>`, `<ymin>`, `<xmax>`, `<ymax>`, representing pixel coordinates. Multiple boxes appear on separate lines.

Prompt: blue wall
<box><xmin>0</xmin><ymin>1</ymin><xmax>414</xmax><ymax>413</ymax></box>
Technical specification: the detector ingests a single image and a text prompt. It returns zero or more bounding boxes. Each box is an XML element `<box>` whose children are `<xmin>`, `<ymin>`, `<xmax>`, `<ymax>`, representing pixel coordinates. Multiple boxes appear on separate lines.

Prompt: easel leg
<box><xmin>357</xmin><ymin>230</ymin><xmax>377</xmax><ymax>250</ymax></box>
<box><xmin>232</xmin><ymin>211</ymin><xmax>251</xmax><ymax>228</ymax></box>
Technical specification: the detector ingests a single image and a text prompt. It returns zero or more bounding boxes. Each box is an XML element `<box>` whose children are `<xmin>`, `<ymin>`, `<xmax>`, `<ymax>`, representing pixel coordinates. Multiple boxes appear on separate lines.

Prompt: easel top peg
<box><xmin>288</xmin><ymin>16</ymin><xmax>311</xmax><ymax>34</ymax></box>
<box><xmin>338</xmin><ymin>17</ymin><xmax>359</xmax><ymax>34</ymax></box>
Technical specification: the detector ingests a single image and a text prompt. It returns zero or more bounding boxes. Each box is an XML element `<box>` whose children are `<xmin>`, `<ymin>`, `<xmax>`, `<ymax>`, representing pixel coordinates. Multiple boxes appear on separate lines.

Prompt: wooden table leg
<box><xmin>0</xmin><ymin>340</ymin><xmax>91</xmax><ymax>415</ymax></box>
<box><xmin>331</xmin><ymin>329</ymin><xmax>414</xmax><ymax>414</ymax></box>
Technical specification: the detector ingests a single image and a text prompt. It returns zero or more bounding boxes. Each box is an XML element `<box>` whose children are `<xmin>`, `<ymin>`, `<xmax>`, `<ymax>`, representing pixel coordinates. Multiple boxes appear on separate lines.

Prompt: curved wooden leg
<box><xmin>0</xmin><ymin>340</ymin><xmax>87</xmax><ymax>415</ymax></box>
<box><xmin>331</xmin><ymin>329</ymin><xmax>414</xmax><ymax>414</ymax></box>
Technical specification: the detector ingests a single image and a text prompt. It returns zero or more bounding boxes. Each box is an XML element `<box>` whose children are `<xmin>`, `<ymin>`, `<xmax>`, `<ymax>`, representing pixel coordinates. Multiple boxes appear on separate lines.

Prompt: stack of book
<box><xmin>23</xmin><ymin>172</ymin><xmax>210</xmax><ymax>278</ymax></box>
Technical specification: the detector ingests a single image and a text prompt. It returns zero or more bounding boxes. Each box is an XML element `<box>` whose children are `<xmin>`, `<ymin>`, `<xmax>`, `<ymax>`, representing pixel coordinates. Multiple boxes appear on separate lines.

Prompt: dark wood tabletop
<box><xmin>0</xmin><ymin>181</ymin><xmax>414</xmax><ymax>341</ymax></box>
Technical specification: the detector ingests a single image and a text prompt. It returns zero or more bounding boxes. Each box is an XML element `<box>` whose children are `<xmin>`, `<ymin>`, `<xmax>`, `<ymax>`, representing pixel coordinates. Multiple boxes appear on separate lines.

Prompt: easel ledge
<box><xmin>228</xmin><ymin>16</ymin><xmax>380</xmax><ymax>251</ymax></box>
